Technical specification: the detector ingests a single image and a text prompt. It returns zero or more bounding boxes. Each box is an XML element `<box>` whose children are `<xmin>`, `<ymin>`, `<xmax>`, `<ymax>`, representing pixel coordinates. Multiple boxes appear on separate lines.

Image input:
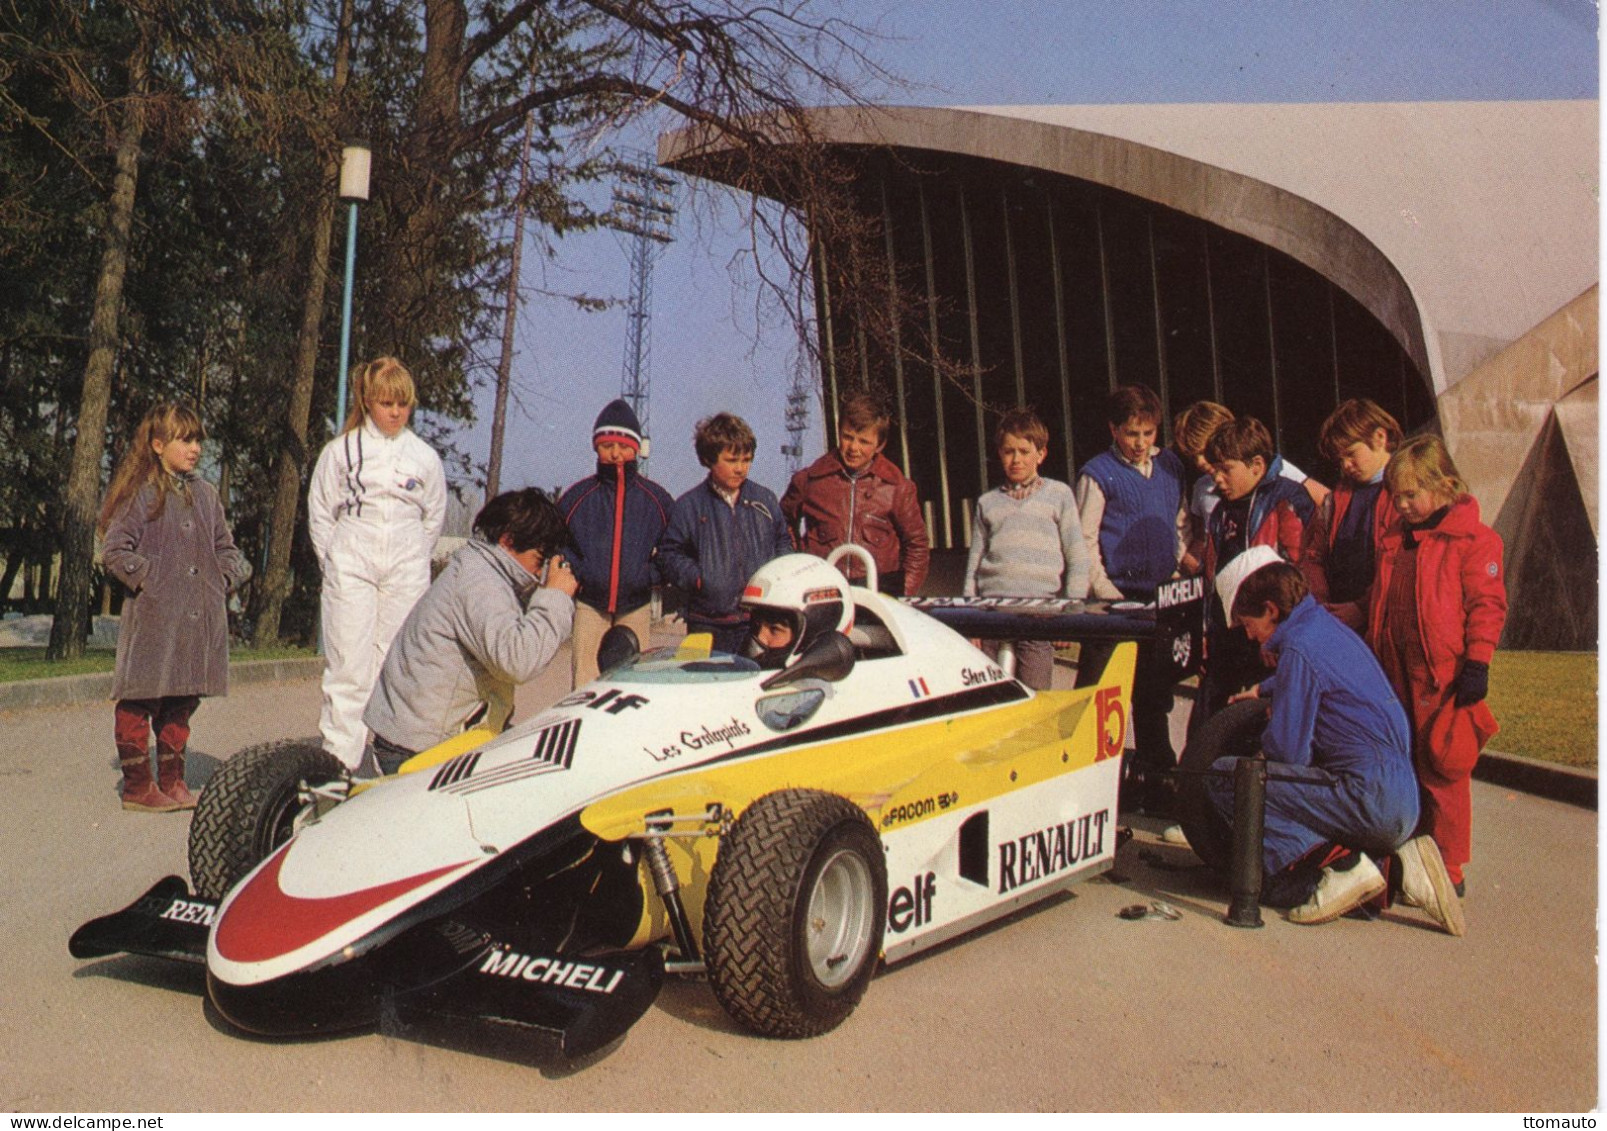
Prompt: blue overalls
<box><xmin>1206</xmin><ymin>596</ymin><xmax>1419</xmax><ymax>872</ymax></box>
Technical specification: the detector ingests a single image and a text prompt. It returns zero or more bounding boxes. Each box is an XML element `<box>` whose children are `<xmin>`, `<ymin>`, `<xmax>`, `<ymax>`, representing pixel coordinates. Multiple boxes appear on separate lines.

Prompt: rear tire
<box><xmin>703</xmin><ymin>790</ymin><xmax>887</xmax><ymax>1038</ymax></box>
<box><xmin>1175</xmin><ymin>699</ymin><xmax>1270</xmax><ymax>874</ymax></box>
<box><xmin>188</xmin><ymin>738</ymin><xmax>344</xmax><ymax>901</ymax></box>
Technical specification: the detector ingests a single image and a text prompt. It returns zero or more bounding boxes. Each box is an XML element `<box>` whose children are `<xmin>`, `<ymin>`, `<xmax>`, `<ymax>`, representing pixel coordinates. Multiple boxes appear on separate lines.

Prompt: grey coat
<box><xmin>103</xmin><ymin>475</ymin><xmax>251</xmax><ymax>700</ymax></box>
<box><xmin>364</xmin><ymin>537</ymin><xmax>574</xmax><ymax>754</ymax></box>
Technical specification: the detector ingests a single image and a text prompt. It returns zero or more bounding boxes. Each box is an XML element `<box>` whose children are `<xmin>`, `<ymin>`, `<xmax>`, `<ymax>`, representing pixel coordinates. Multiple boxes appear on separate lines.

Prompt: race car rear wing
<box><xmin>901</xmin><ymin>575</ymin><xmax>1205</xmax><ymax>683</ymax></box>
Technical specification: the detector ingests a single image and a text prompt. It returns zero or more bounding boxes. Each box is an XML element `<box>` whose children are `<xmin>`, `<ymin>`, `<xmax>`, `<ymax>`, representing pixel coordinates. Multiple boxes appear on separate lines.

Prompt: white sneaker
<box><xmin>1394</xmin><ymin>835</ymin><xmax>1465</xmax><ymax>937</ymax></box>
<box><xmin>1287</xmin><ymin>853</ymin><xmax>1386</xmax><ymax>925</ymax></box>
<box><xmin>1161</xmin><ymin>824</ymin><xmax>1191</xmax><ymax>848</ymax></box>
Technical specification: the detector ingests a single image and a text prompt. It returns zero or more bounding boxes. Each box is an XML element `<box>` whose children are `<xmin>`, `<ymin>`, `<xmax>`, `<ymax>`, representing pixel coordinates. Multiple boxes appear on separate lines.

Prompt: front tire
<box><xmin>188</xmin><ymin>738</ymin><xmax>344</xmax><ymax>901</ymax></box>
<box><xmin>703</xmin><ymin>790</ymin><xmax>887</xmax><ymax>1038</ymax></box>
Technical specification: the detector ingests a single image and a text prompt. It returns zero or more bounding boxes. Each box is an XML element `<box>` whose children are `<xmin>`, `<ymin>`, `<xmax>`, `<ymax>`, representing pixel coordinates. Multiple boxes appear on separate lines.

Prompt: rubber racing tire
<box><xmin>188</xmin><ymin>738</ymin><xmax>344</xmax><ymax>901</ymax></box>
<box><xmin>1175</xmin><ymin>698</ymin><xmax>1271</xmax><ymax>874</ymax></box>
<box><xmin>703</xmin><ymin>790</ymin><xmax>887</xmax><ymax>1038</ymax></box>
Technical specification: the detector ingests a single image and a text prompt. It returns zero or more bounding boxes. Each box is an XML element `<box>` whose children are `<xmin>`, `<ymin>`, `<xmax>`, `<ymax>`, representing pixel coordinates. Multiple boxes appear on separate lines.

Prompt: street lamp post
<box><xmin>335</xmin><ymin>140</ymin><xmax>371</xmax><ymax>427</ymax></box>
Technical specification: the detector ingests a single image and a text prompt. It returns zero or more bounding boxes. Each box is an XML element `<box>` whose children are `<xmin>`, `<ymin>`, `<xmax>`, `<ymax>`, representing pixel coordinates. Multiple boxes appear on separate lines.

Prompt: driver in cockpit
<box><xmin>737</xmin><ymin>554</ymin><xmax>853</xmax><ymax>670</ymax></box>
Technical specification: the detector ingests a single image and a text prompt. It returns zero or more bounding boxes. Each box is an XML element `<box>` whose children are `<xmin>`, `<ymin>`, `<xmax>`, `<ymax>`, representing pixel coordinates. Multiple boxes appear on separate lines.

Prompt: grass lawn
<box><xmin>1487</xmin><ymin>651</ymin><xmax>1597</xmax><ymax>770</ymax></box>
<box><xmin>0</xmin><ymin>645</ymin><xmax>316</xmax><ymax>683</ymax></box>
<box><xmin>1059</xmin><ymin>644</ymin><xmax>1595</xmax><ymax>771</ymax></box>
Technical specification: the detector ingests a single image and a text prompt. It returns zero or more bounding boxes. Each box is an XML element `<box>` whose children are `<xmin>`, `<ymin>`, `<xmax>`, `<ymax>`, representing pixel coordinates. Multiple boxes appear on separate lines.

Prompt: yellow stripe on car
<box><xmin>582</xmin><ymin>643</ymin><xmax>1136</xmax><ymax>947</ymax></box>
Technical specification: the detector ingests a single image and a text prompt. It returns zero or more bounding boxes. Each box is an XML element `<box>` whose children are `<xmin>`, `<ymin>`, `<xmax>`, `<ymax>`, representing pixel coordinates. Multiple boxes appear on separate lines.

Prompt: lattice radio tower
<box><xmin>781</xmin><ymin>333</ymin><xmax>814</xmax><ymax>476</ymax></box>
<box><xmin>606</xmin><ymin>151</ymin><xmax>676</xmax><ymax>469</ymax></box>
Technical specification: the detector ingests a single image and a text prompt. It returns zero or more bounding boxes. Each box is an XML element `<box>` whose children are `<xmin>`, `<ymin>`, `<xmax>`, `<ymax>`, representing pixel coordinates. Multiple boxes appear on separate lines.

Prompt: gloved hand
<box><xmin>1453</xmin><ymin>660</ymin><xmax>1489</xmax><ymax>708</ymax></box>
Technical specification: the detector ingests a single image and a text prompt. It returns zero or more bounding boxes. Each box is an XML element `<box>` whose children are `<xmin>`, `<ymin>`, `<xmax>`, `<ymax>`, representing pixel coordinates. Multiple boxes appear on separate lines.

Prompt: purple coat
<box><xmin>103</xmin><ymin>475</ymin><xmax>251</xmax><ymax>700</ymax></box>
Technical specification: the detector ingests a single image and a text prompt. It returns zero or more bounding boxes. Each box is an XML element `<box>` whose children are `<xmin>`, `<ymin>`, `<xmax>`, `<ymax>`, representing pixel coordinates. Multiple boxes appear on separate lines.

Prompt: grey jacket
<box><xmin>103</xmin><ymin>475</ymin><xmax>251</xmax><ymax>700</ymax></box>
<box><xmin>363</xmin><ymin>537</ymin><xmax>575</xmax><ymax>753</ymax></box>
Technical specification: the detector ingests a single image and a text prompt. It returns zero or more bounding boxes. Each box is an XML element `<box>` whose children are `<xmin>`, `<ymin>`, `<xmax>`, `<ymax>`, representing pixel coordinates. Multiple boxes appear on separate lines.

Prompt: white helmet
<box><xmin>739</xmin><ymin>554</ymin><xmax>854</xmax><ymax>669</ymax></box>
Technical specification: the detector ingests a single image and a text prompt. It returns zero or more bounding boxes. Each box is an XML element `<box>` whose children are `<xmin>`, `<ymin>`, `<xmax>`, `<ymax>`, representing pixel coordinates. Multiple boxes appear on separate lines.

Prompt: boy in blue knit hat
<box><xmin>558</xmin><ymin>399</ymin><xmax>674</xmax><ymax>687</ymax></box>
<box><xmin>1194</xmin><ymin>414</ymin><xmax>1319</xmax><ymax>728</ymax></box>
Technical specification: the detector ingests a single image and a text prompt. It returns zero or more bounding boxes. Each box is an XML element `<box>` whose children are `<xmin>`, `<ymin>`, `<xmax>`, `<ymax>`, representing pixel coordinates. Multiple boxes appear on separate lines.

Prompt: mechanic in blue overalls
<box><xmin>1209</xmin><ymin>546</ymin><xmax>1461</xmax><ymax>933</ymax></box>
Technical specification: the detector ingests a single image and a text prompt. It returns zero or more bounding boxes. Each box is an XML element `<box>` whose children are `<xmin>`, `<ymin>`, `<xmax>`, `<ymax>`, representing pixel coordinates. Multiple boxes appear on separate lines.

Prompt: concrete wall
<box><xmin>1438</xmin><ymin>286</ymin><xmax>1598</xmax><ymax>649</ymax></box>
<box><xmin>1438</xmin><ymin>286</ymin><xmax>1598</xmax><ymax>535</ymax></box>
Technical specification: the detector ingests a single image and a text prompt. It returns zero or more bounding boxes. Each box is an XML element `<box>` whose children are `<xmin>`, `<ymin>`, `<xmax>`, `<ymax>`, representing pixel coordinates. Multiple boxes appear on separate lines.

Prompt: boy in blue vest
<box><xmin>1075</xmin><ymin>385</ymin><xmax>1188</xmax><ymax>812</ymax></box>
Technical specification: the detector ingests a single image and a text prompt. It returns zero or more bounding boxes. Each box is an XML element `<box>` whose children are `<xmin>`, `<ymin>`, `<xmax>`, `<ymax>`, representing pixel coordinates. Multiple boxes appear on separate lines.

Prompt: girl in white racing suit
<box><xmin>308</xmin><ymin>356</ymin><xmax>445</xmax><ymax>770</ymax></box>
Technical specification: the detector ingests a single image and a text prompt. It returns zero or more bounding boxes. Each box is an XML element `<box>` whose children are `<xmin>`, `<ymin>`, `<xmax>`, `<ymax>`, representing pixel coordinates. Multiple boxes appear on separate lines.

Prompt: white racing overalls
<box><xmin>308</xmin><ymin>417</ymin><xmax>445</xmax><ymax>769</ymax></box>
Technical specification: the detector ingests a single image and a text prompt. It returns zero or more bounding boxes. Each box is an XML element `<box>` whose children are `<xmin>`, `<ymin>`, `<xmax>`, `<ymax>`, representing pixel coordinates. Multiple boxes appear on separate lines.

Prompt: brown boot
<box><xmin>156</xmin><ymin>751</ymin><xmax>197</xmax><ymax>811</ymax></box>
<box><xmin>122</xmin><ymin>755</ymin><xmax>178</xmax><ymax>812</ymax></box>
<box><xmin>117</xmin><ymin>701</ymin><xmax>175</xmax><ymax>812</ymax></box>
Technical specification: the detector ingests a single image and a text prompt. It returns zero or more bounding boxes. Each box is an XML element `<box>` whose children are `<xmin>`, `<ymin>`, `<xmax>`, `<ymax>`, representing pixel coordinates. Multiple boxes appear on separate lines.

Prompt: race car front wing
<box><xmin>69</xmin><ymin>875</ymin><xmax>665</xmax><ymax>1060</ymax></box>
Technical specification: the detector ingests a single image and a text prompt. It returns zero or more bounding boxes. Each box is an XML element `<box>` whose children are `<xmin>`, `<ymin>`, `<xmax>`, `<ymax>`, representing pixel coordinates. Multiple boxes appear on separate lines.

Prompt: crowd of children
<box><xmin>1198</xmin><ymin>405</ymin><xmax>1504</xmax><ymax>933</ymax></box>
<box><xmin>102</xmin><ymin>357</ymin><xmax>1506</xmax><ymax>939</ymax></box>
<box><xmin>950</xmin><ymin>384</ymin><xmax>1504</xmax><ymax>934</ymax></box>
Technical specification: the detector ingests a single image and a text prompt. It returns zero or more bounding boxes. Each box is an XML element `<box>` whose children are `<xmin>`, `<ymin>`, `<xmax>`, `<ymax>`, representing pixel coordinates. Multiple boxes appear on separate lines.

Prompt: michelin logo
<box><xmin>478</xmin><ymin>949</ymin><xmax>625</xmax><ymax>994</ymax></box>
<box><xmin>1156</xmin><ymin>576</ymin><xmax>1204</xmax><ymax>610</ymax></box>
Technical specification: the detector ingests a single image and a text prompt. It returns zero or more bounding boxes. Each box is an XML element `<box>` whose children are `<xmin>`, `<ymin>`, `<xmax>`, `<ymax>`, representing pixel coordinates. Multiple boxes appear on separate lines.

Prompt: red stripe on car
<box><xmin>214</xmin><ymin>848</ymin><xmax>472</xmax><ymax>965</ymax></box>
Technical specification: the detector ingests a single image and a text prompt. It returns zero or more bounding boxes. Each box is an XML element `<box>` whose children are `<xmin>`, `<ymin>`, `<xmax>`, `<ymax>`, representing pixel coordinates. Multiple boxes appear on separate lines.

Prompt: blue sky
<box><xmin>875</xmin><ymin>0</ymin><xmax>1597</xmax><ymax>105</ymax></box>
<box><xmin>439</xmin><ymin>0</ymin><xmax>1598</xmax><ymax>509</ymax></box>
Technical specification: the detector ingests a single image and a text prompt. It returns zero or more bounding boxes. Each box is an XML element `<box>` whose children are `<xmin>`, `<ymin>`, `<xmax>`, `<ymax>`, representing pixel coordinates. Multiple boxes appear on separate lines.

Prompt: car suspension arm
<box><xmin>642</xmin><ymin>829</ymin><xmax>703</xmax><ymax>971</ymax></box>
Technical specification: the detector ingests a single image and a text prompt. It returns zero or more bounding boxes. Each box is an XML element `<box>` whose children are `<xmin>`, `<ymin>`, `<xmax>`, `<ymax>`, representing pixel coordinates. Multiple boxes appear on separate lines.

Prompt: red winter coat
<box><xmin>781</xmin><ymin>452</ymin><xmax>930</xmax><ymax>595</ymax></box>
<box><xmin>1367</xmin><ymin>495</ymin><xmax>1506</xmax><ymax>694</ymax></box>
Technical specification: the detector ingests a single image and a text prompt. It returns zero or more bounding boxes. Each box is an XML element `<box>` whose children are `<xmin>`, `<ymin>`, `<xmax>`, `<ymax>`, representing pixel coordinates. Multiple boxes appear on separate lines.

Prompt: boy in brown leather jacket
<box><xmin>781</xmin><ymin>390</ymin><xmax>930</xmax><ymax>596</ymax></box>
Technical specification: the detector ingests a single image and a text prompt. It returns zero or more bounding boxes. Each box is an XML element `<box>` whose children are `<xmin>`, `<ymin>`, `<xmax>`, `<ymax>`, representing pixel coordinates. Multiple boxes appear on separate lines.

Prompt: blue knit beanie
<box><xmin>593</xmin><ymin>399</ymin><xmax>643</xmax><ymax>452</ymax></box>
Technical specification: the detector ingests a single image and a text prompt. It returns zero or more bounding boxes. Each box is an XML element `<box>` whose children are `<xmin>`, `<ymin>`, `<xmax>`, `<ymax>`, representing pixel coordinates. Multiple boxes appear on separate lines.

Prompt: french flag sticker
<box><xmin>908</xmin><ymin>677</ymin><xmax>931</xmax><ymax>699</ymax></box>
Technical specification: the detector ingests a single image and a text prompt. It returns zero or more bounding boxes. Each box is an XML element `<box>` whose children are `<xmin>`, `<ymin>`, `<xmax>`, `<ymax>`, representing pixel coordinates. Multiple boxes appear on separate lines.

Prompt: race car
<box><xmin>71</xmin><ymin>548</ymin><xmax>1202</xmax><ymax>1058</ymax></box>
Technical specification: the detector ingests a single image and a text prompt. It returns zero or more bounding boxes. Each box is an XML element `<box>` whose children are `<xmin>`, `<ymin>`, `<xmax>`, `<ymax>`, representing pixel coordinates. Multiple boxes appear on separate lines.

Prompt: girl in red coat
<box><xmin>1368</xmin><ymin>435</ymin><xmax>1506</xmax><ymax>893</ymax></box>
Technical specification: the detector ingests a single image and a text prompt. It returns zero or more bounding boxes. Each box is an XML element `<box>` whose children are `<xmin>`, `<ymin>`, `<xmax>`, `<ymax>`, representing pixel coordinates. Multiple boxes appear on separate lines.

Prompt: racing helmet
<box><xmin>739</xmin><ymin>554</ymin><xmax>854</xmax><ymax>669</ymax></box>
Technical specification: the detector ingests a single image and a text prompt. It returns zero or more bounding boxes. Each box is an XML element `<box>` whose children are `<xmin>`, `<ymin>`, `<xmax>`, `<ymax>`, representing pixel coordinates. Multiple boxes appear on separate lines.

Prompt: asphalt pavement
<box><xmin>1</xmin><ymin>640</ymin><xmax>1596</xmax><ymax>1111</ymax></box>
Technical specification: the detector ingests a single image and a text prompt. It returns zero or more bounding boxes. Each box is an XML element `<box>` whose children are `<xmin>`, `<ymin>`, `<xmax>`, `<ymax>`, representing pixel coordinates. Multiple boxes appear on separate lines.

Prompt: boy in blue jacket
<box><xmin>658</xmin><ymin>413</ymin><xmax>791</xmax><ymax>655</ymax></box>
<box><xmin>1211</xmin><ymin>547</ymin><xmax>1463</xmax><ymax>934</ymax></box>
<box><xmin>559</xmin><ymin>400</ymin><xmax>674</xmax><ymax>687</ymax></box>
<box><xmin>1193</xmin><ymin>415</ymin><xmax>1319</xmax><ymax>730</ymax></box>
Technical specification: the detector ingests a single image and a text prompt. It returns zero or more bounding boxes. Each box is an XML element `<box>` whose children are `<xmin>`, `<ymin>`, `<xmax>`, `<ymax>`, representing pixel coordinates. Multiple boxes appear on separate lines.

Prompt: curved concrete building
<box><xmin>664</xmin><ymin>101</ymin><xmax>1598</xmax><ymax>647</ymax></box>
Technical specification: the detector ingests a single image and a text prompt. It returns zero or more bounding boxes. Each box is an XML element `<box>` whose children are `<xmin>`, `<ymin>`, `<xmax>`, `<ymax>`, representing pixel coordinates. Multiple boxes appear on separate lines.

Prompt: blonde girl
<box><xmin>1367</xmin><ymin>434</ymin><xmax>1507</xmax><ymax>895</ymax></box>
<box><xmin>101</xmin><ymin>403</ymin><xmax>251</xmax><ymax>812</ymax></box>
<box><xmin>307</xmin><ymin>357</ymin><xmax>445</xmax><ymax>771</ymax></box>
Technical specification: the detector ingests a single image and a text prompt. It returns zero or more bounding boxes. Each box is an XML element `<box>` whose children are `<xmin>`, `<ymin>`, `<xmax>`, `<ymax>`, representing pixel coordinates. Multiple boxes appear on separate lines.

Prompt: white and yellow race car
<box><xmin>72</xmin><ymin>548</ymin><xmax>1202</xmax><ymax>1058</ymax></box>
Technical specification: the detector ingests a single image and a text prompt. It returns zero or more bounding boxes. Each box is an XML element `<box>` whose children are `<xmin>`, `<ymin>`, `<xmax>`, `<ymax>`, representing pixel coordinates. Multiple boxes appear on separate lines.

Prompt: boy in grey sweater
<box><xmin>964</xmin><ymin>408</ymin><xmax>1090</xmax><ymax>689</ymax></box>
<box><xmin>364</xmin><ymin>489</ymin><xmax>578</xmax><ymax>773</ymax></box>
